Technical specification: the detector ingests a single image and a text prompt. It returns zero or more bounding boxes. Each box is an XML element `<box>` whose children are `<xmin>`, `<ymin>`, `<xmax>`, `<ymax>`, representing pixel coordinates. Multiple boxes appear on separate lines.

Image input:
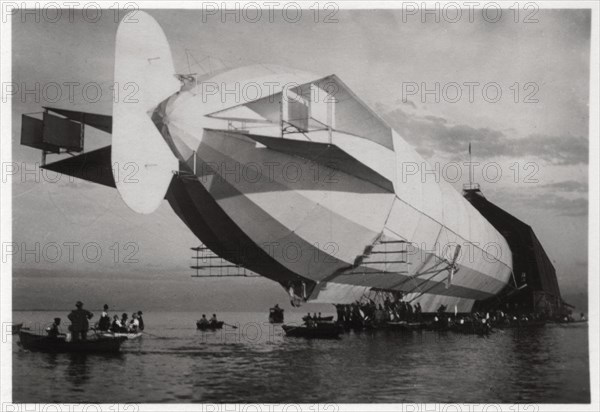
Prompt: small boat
<box><xmin>450</xmin><ymin>321</ymin><xmax>492</xmax><ymax>336</ymax></box>
<box><xmin>18</xmin><ymin>330</ymin><xmax>126</xmax><ymax>354</ymax></box>
<box><xmin>426</xmin><ymin>319</ymin><xmax>452</xmax><ymax>331</ymax></box>
<box><xmin>269</xmin><ymin>307</ymin><xmax>284</xmax><ymax>324</ymax></box>
<box><xmin>551</xmin><ymin>318</ymin><xmax>587</xmax><ymax>325</ymax></box>
<box><xmin>196</xmin><ymin>321</ymin><xmax>224</xmax><ymax>330</ymax></box>
<box><xmin>302</xmin><ymin>315</ymin><xmax>334</xmax><ymax>323</ymax></box>
<box><xmin>282</xmin><ymin>323</ymin><xmax>341</xmax><ymax>339</ymax></box>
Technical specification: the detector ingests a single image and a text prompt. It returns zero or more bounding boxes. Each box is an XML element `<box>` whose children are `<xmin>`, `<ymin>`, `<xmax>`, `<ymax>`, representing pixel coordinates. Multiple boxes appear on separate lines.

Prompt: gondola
<box><xmin>282</xmin><ymin>323</ymin><xmax>341</xmax><ymax>339</ymax></box>
<box><xmin>18</xmin><ymin>330</ymin><xmax>126</xmax><ymax>354</ymax></box>
<box><xmin>196</xmin><ymin>320</ymin><xmax>224</xmax><ymax>330</ymax></box>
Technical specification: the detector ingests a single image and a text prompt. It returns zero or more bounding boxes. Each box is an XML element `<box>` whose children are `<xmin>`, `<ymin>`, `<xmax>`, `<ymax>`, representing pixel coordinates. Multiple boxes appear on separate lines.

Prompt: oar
<box><xmin>223</xmin><ymin>322</ymin><xmax>238</xmax><ymax>329</ymax></box>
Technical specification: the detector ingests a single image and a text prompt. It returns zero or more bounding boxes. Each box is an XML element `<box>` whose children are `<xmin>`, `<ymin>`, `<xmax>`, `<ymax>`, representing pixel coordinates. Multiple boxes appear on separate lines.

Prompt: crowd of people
<box><xmin>107</xmin><ymin>310</ymin><xmax>145</xmax><ymax>333</ymax></box>
<box><xmin>302</xmin><ymin>312</ymin><xmax>330</xmax><ymax>327</ymax></box>
<box><xmin>46</xmin><ymin>301</ymin><xmax>145</xmax><ymax>340</ymax></box>
<box><xmin>331</xmin><ymin>297</ymin><xmax>586</xmax><ymax>333</ymax></box>
<box><xmin>335</xmin><ymin>298</ymin><xmax>423</xmax><ymax>328</ymax></box>
<box><xmin>429</xmin><ymin>305</ymin><xmax>585</xmax><ymax>331</ymax></box>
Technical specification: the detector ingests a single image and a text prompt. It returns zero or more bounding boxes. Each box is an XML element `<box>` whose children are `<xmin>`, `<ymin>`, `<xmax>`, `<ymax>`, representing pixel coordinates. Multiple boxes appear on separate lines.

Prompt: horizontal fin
<box><xmin>42</xmin><ymin>146</ymin><xmax>115</xmax><ymax>188</ymax></box>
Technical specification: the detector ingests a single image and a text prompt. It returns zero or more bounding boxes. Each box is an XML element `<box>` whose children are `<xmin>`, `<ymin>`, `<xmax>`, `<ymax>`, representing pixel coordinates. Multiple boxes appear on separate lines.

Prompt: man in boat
<box><xmin>374</xmin><ymin>305</ymin><xmax>385</xmax><ymax>324</ymax></box>
<box><xmin>273</xmin><ymin>304</ymin><xmax>283</xmax><ymax>316</ymax></box>
<box><xmin>137</xmin><ymin>311</ymin><xmax>145</xmax><ymax>331</ymax></box>
<box><xmin>415</xmin><ymin>303</ymin><xmax>422</xmax><ymax>322</ymax></box>
<box><xmin>121</xmin><ymin>313</ymin><xmax>128</xmax><ymax>325</ymax></box>
<box><xmin>406</xmin><ymin>302</ymin><xmax>414</xmax><ymax>322</ymax></box>
<box><xmin>67</xmin><ymin>301</ymin><xmax>94</xmax><ymax>341</ymax></box>
<box><xmin>198</xmin><ymin>314</ymin><xmax>209</xmax><ymax>326</ymax></box>
<box><xmin>209</xmin><ymin>314</ymin><xmax>218</xmax><ymax>325</ymax></box>
<box><xmin>129</xmin><ymin>313</ymin><xmax>140</xmax><ymax>332</ymax></box>
<box><xmin>98</xmin><ymin>304</ymin><xmax>111</xmax><ymax>331</ymax></box>
<box><xmin>335</xmin><ymin>305</ymin><xmax>344</xmax><ymax>324</ymax></box>
<box><xmin>111</xmin><ymin>315</ymin><xmax>122</xmax><ymax>332</ymax></box>
<box><xmin>46</xmin><ymin>317</ymin><xmax>62</xmax><ymax>338</ymax></box>
<box><xmin>304</xmin><ymin>314</ymin><xmax>316</xmax><ymax>328</ymax></box>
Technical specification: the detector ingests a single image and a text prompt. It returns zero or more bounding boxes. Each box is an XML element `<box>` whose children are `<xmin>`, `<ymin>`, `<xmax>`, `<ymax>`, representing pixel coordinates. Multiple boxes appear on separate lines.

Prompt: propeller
<box><xmin>445</xmin><ymin>245</ymin><xmax>462</xmax><ymax>289</ymax></box>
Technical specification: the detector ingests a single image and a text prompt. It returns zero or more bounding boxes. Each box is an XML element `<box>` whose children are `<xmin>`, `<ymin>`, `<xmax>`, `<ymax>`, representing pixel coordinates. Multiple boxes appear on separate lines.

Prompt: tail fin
<box><xmin>112</xmin><ymin>11</ymin><xmax>181</xmax><ymax>214</ymax></box>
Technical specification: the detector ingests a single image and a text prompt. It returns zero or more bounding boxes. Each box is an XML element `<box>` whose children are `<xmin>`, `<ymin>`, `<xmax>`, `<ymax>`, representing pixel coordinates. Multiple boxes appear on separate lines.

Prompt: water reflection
<box><xmin>65</xmin><ymin>354</ymin><xmax>92</xmax><ymax>388</ymax></box>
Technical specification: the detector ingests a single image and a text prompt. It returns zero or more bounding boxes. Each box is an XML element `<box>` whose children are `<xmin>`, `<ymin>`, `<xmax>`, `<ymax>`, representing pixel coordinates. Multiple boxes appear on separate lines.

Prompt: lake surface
<box><xmin>12</xmin><ymin>311</ymin><xmax>590</xmax><ymax>403</ymax></box>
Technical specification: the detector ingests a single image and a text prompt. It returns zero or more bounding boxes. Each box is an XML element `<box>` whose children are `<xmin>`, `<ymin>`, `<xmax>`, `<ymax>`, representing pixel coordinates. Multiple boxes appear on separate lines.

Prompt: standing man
<box><xmin>67</xmin><ymin>301</ymin><xmax>93</xmax><ymax>341</ymax></box>
<box><xmin>137</xmin><ymin>311</ymin><xmax>145</xmax><ymax>331</ymax></box>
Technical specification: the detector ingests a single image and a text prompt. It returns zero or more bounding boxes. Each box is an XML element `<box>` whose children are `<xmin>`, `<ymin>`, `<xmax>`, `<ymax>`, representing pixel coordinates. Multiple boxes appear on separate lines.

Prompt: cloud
<box><xmin>492</xmin><ymin>188</ymin><xmax>588</xmax><ymax>218</ymax></box>
<box><xmin>515</xmin><ymin>134</ymin><xmax>589</xmax><ymax>166</ymax></box>
<box><xmin>382</xmin><ymin>108</ymin><xmax>589</xmax><ymax>165</ymax></box>
<box><xmin>540</xmin><ymin>180</ymin><xmax>588</xmax><ymax>194</ymax></box>
<box><xmin>534</xmin><ymin>193</ymin><xmax>588</xmax><ymax>217</ymax></box>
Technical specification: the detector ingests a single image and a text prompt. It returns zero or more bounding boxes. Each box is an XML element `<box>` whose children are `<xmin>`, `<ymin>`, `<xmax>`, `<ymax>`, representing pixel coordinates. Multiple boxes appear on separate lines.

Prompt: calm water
<box><xmin>12</xmin><ymin>311</ymin><xmax>590</xmax><ymax>403</ymax></box>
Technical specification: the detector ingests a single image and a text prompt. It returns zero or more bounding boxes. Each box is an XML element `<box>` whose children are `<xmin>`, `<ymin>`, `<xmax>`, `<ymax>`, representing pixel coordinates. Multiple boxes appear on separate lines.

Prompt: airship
<box><xmin>20</xmin><ymin>11</ymin><xmax>516</xmax><ymax>312</ymax></box>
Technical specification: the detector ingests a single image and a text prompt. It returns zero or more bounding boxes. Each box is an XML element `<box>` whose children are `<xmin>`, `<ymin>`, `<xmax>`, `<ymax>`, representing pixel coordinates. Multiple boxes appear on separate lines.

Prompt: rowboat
<box><xmin>301</xmin><ymin>315</ymin><xmax>334</xmax><ymax>322</ymax></box>
<box><xmin>551</xmin><ymin>318</ymin><xmax>587</xmax><ymax>325</ymax></box>
<box><xmin>450</xmin><ymin>321</ymin><xmax>492</xmax><ymax>336</ymax></box>
<box><xmin>18</xmin><ymin>330</ymin><xmax>126</xmax><ymax>354</ymax></box>
<box><xmin>282</xmin><ymin>323</ymin><xmax>342</xmax><ymax>339</ymax></box>
<box><xmin>196</xmin><ymin>321</ymin><xmax>224</xmax><ymax>330</ymax></box>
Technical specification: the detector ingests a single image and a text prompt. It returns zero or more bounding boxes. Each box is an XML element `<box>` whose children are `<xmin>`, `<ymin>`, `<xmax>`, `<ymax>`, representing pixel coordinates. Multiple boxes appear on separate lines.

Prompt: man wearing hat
<box><xmin>67</xmin><ymin>301</ymin><xmax>94</xmax><ymax>341</ymax></box>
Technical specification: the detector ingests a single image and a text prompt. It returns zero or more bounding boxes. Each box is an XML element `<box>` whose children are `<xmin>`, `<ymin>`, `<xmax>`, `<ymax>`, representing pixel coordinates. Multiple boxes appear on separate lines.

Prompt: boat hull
<box><xmin>100</xmin><ymin>332</ymin><xmax>143</xmax><ymax>339</ymax></box>
<box><xmin>12</xmin><ymin>323</ymin><xmax>23</xmax><ymax>334</ymax></box>
<box><xmin>196</xmin><ymin>321</ymin><xmax>224</xmax><ymax>330</ymax></box>
<box><xmin>18</xmin><ymin>330</ymin><xmax>126</xmax><ymax>354</ymax></box>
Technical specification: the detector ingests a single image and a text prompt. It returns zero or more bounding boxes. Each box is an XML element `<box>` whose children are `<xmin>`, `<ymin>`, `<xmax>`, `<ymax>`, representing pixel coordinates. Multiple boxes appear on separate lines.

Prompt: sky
<box><xmin>8</xmin><ymin>7</ymin><xmax>592</xmax><ymax>312</ymax></box>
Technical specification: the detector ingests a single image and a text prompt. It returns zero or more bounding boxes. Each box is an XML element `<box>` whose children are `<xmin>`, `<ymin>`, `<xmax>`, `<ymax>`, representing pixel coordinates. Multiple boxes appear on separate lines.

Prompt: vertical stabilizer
<box><xmin>112</xmin><ymin>11</ymin><xmax>181</xmax><ymax>214</ymax></box>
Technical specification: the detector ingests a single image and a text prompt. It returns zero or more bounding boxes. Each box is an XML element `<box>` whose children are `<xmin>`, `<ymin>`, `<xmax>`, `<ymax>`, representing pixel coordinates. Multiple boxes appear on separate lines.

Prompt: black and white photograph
<box><xmin>1</xmin><ymin>1</ymin><xmax>598</xmax><ymax>409</ymax></box>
